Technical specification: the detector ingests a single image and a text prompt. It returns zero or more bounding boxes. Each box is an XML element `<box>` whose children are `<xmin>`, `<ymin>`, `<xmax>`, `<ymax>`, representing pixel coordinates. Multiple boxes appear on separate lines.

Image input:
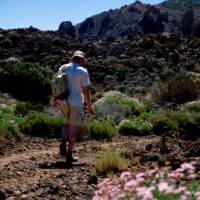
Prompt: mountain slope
<box><xmin>159</xmin><ymin>0</ymin><xmax>200</xmax><ymax>10</ymax></box>
<box><xmin>58</xmin><ymin>0</ymin><xmax>200</xmax><ymax>37</ymax></box>
<box><xmin>74</xmin><ymin>1</ymin><xmax>174</xmax><ymax>37</ymax></box>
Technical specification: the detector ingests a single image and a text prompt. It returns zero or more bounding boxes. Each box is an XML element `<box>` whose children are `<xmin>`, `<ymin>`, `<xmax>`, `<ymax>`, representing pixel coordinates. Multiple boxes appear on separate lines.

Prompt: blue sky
<box><xmin>0</xmin><ymin>0</ymin><xmax>163</xmax><ymax>30</ymax></box>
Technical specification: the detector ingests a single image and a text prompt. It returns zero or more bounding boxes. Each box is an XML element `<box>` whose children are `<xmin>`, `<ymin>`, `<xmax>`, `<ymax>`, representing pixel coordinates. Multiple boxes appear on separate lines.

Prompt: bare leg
<box><xmin>59</xmin><ymin>124</ymin><xmax>69</xmax><ymax>156</ymax></box>
<box><xmin>66</xmin><ymin>125</ymin><xmax>78</xmax><ymax>163</ymax></box>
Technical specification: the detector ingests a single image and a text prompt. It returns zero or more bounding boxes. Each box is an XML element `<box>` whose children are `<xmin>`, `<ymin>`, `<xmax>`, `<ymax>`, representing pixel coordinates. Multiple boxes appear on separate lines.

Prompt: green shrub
<box><xmin>118</xmin><ymin>118</ymin><xmax>152</xmax><ymax>136</ymax></box>
<box><xmin>87</xmin><ymin>120</ymin><xmax>117</xmax><ymax>141</ymax></box>
<box><xmin>0</xmin><ymin>107</ymin><xmax>23</xmax><ymax>140</ymax></box>
<box><xmin>192</xmin><ymin>113</ymin><xmax>200</xmax><ymax>122</ymax></box>
<box><xmin>0</xmin><ymin>108</ymin><xmax>24</xmax><ymax>125</ymax></box>
<box><xmin>180</xmin><ymin>101</ymin><xmax>200</xmax><ymax>113</ymax></box>
<box><xmin>168</xmin><ymin>111</ymin><xmax>192</xmax><ymax>127</ymax></box>
<box><xmin>0</xmin><ymin>121</ymin><xmax>22</xmax><ymax>140</ymax></box>
<box><xmin>15</xmin><ymin>101</ymin><xmax>44</xmax><ymax>116</ymax></box>
<box><xmin>94</xmin><ymin>91</ymin><xmax>145</xmax><ymax>123</ymax></box>
<box><xmin>147</xmin><ymin>111</ymin><xmax>179</xmax><ymax>134</ymax></box>
<box><xmin>0</xmin><ymin>60</ymin><xmax>53</xmax><ymax>102</ymax></box>
<box><xmin>179</xmin><ymin>112</ymin><xmax>200</xmax><ymax>140</ymax></box>
<box><xmin>96</xmin><ymin>151</ymin><xmax>128</xmax><ymax>174</ymax></box>
<box><xmin>151</xmin><ymin>71</ymin><xmax>200</xmax><ymax>107</ymax></box>
<box><xmin>20</xmin><ymin>112</ymin><xmax>63</xmax><ymax>138</ymax></box>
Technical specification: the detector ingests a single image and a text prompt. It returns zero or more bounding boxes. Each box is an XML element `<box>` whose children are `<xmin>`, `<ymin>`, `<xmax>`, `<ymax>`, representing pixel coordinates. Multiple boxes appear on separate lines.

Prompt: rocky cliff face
<box><xmin>158</xmin><ymin>0</ymin><xmax>200</xmax><ymax>36</ymax></box>
<box><xmin>58</xmin><ymin>0</ymin><xmax>200</xmax><ymax>37</ymax></box>
<box><xmin>75</xmin><ymin>1</ymin><xmax>175</xmax><ymax>37</ymax></box>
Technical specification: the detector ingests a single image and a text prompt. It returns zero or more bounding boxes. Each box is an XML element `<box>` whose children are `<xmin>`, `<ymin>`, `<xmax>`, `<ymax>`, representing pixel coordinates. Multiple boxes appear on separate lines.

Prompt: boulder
<box><xmin>58</xmin><ymin>21</ymin><xmax>76</xmax><ymax>36</ymax></box>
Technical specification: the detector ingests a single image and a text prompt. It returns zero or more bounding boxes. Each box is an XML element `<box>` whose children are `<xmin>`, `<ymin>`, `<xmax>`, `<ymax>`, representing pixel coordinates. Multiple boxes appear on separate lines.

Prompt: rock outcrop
<box><xmin>58</xmin><ymin>21</ymin><xmax>76</xmax><ymax>36</ymax></box>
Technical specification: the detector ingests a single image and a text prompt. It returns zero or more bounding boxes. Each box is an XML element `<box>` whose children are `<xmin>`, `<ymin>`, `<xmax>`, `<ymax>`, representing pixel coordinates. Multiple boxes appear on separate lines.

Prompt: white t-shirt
<box><xmin>58</xmin><ymin>63</ymin><xmax>90</xmax><ymax>107</ymax></box>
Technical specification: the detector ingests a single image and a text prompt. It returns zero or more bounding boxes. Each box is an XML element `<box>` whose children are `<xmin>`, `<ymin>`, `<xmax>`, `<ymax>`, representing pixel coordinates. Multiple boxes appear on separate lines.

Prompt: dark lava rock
<box><xmin>0</xmin><ymin>188</ymin><xmax>7</xmax><ymax>200</ymax></box>
<box><xmin>58</xmin><ymin>21</ymin><xmax>76</xmax><ymax>36</ymax></box>
<box><xmin>87</xmin><ymin>175</ymin><xmax>98</xmax><ymax>185</ymax></box>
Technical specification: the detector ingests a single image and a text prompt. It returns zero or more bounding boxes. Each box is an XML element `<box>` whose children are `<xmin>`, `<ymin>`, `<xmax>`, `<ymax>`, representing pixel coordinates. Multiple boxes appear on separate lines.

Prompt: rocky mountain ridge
<box><xmin>58</xmin><ymin>0</ymin><xmax>200</xmax><ymax>37</ymax></box>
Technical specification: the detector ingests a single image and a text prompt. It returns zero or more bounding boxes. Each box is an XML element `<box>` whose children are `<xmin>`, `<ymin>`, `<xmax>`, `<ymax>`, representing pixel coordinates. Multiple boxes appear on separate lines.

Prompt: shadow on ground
<box><xmin>38</xmin><ymin>161</ymin><xmax>86</xmax><ymax>169</ymax></box>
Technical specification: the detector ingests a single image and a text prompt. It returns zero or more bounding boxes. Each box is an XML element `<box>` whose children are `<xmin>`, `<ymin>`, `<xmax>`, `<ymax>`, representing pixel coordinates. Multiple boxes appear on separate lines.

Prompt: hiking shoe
<box><xmin>66</xmin><ymin>153</ymin><xmax>79</xmax><ymax>163</ymax></box>
<box><xmin>59</xmin><ymin>142</ymin><xmax>66</xmax><ymax>156</ymax></box>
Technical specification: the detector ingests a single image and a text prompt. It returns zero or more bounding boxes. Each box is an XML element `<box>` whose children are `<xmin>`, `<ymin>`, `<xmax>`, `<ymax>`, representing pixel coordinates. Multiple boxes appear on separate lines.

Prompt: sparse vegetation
<box><xmin>96</xmin><ymin>150</ymin><xmax>128</xmax><ymax>174</ymax></box>
<box><xmin>87</xmin><ymin>120</ymin><xmax>117</xmax><ymax>141</ymax></box>
<box><xmin>94</xmin><ymin>91</ymin><xmax>144</xmax><ymax>123</ymax></box>
<box><xmin>118</xmin><ymin>118</ymin><xmax>152</xmax><ymax>136</ymax></box>
<box><xmin>0</xmin><ymin>60</ymin><xmax>52</xmax><ymax>102</ymax></box>
<box><xmin>0</xmin><ymin>122</ymin><xmax>22</xmax><ymax>140</ymax></box>
<box><xmin>20</xmin><ymin>112</ymin><xmax>63</xmax><ymax>137</ymax></box>
<box><xmin>0</xmin><ymin>107</ymin><xmax>23</xmax><ymax>139</ymax></box>
<box><xmin>15</xmin><ymin>101</ymin><xmax>44</xmax><ymax>116</ymax></box>
<box><xmin>151</xmin><ymin>72</ymin><xmax>200</xmax><ymax>107</ymax></box>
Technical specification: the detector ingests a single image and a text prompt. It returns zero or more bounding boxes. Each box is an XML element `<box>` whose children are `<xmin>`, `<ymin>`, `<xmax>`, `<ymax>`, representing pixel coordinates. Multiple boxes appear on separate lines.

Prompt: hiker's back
<box><xmin>59</xmin><ymin>63</ymin><xmax>90</xmax><ymax>107</ymax></box>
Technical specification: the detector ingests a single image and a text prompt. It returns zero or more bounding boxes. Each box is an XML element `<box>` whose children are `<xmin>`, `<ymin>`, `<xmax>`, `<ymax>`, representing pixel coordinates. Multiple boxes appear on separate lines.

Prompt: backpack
<box><xmin>51</xmin><ymin>72</ymin><xmax>69</xmax><ymax>100</ymax></box>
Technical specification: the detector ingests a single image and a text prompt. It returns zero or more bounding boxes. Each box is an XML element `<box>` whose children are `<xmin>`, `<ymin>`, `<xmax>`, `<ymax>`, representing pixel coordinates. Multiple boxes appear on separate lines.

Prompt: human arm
<box><xmin>82</xmin><ymin>86</ymin><xmax>94</xmax><ymax>114</ymax></box>
<box><xmin>81</xmin><ymin>69</ymin><xmax>94</xmax><ymax>114</ymax></box>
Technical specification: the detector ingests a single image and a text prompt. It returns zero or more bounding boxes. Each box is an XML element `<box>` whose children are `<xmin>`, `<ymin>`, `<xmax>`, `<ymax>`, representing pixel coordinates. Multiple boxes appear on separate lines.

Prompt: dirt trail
<box><xmin>0</xmin><ymin>137</ymin><xmax>98</xmax><ymax>200</ymax></box>
<box><xmin>0</xmin><ymin>147</ymin><xmax>58</xmax><ymax>170</ymax></box>
<box><xmin>0</xmin><ymin>135</ymin><xmax>164</xmax><ymax>200</ymax></box>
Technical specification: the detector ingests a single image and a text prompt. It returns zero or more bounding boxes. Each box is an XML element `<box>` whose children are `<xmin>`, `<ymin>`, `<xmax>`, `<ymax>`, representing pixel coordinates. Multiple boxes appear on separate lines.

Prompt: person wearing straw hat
<box><xmin>54</xmin><ymin>50</ymin><xmax>93</xmax><ymax>165</ymax></box>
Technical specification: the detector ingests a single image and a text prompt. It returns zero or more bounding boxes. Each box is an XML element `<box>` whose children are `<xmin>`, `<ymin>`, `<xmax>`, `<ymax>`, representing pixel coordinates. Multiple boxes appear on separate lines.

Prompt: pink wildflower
<box><xmin>136</xmin><ymin>172</ymin><xmax>145</xmax><ymax>179</ymax></box>
<box><xmin>97</xmin><ymin>178</ymin><xmax>110</xmax><ymax>188</ymax></box>
<box><xmin>168</xmin><ymin>171</ymin><xmax>184</xmax><ymax>179</ymax></box>
<box><xmin>180</xmin><ymin>195</ymin><xmax>190</xmax><ymax>200</ymax></box>
<box><xmin>147</xmin><ymin>169</ymin><xmax>157</xmax><ymax>177</ymax></box>
<box><xmin>180</xmin><ymin>163</ymin><xmax>194</xmax><ymax>172</ymax></box>
<box><xmin>196</xmin><ymin>192</ymin><xmax>200</xmax><ymax>200</ymax></box>
<box><xmin>120</xmin><ymin>171</ymin><xmax>132</xmax><ymax>182</ymax></box>
<box><xmin>174</xmin><ymin>186</ymin><xmax>187</xmax><ymax>194</ymax></box>
<box><xmin>143</xmin><ymin>190</ymin><xmax>153</xmax><ymax>200</ymax></box>
<box><xmin>124</xmin><ymin>179</ymin><xmax>139</xmax><ymax>192</ymax></box>
<box><xmin>196</xmin><ymin>192</ymin><xmax>200</xmax><ymax>197</ymax></box>
<box><xmin>158</xmin><ymin>182</ymin><xmax>174</xmax><ymax>194</ymax></box>
<box><xmin>136</xmin><ymin>187</ymin><xmax>154</xmax><ymax>200</ymax></box>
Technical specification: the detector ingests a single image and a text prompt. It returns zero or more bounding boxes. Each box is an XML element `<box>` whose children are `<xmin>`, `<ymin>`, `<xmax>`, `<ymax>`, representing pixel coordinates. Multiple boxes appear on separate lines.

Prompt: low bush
<box><xmin>180</xmin><ymin>100</ymin><xmax>200</xmax><ymax>113</ymax></box>
<box><xmin>87</xmin><ymin>120</ymin><xmax>117</xmax><ymax>141</ymax></box>
<box><xmin>150</xmin><ymin>71</ymin><xmax>200</xmax><ymax>107</ymax></box>
<box><xmin>118</xmin><ymin>118</ymin><xmax>152</xmax><ymax>136</ymax></box>
<box><xmin>0</xmin><ymin>108</ymin><xmax>24</xmax><ymax>125</ymax></box>
<box><xmin>179</xmin><ymin>112</ymin><xmax>200</xmax><ymax>140</ymax></box>
<box><xmin>94</xmin><ymin>91</ymin><xmax>145</xmax><ymax>123</ymax></box>
<box><xmin>146</xmin><ymin>111</ymin><xmax>179</xmax><ymax>134</ymax></box>
<box><xmin>15</xmin><ymin>101</ymin><xmax>44</xmax><ymax>116</ymax></box>
<box><xmin>0</xmin><ymin>122</ymin><xmax>22</xmax><ymax>140</ymax></box>
<box><xmin>96</xmin><ymin>151</ymin><xmax>128</xmax><ymax>174</ymax></box>
<box><xmin>0</xmin><ymin>108</ymin><xmax>23</xmax><ymax>140</ymax></box>
<box><xmin>0</xmin><ymin>60</ymin><xmax>53</xmax><ymax>102</ymax></box>
<box><xmin>20</xmin><ymin>112</ymin><xmax>63</xmax><ymax>138</ymax></box>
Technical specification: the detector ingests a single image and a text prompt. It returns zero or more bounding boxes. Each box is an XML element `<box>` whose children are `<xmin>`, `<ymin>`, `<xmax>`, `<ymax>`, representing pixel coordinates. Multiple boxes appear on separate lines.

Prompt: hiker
<box><xmin>53</xmin><ymin>50</ymin><xmax>93</xmax><ymax>164</ymax></box>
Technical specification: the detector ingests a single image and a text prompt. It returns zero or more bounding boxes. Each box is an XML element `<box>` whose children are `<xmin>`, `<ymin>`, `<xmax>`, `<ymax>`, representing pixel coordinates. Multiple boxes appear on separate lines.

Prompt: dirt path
<box><xmin>0</xmin><ymin>135</ymin><xmax>164</xmax><ymax>200</ymax></box>
<box><xmin>0</xmin><ymin>137</ymin><xmax>98</xmax><ymax>200</ymax></box>
<box><xmin>0</xmin><ymin>147</ymin><xmax>58</xmax><ymax>170</ymax></box>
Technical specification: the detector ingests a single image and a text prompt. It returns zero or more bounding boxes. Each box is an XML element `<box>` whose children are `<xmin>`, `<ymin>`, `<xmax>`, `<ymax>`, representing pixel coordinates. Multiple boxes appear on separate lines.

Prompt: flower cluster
<box><xmin>93</xmin><ymin>161</ymin><xmax>200</xmax><ymax>200</ymax></box>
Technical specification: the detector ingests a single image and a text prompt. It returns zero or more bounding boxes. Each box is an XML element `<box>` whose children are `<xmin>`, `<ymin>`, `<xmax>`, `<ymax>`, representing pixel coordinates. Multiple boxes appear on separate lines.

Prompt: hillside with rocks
<box><xmin>0</xmin><ymin>27</ymin><xmax>200</xmax><ymax>98</ymax></box>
